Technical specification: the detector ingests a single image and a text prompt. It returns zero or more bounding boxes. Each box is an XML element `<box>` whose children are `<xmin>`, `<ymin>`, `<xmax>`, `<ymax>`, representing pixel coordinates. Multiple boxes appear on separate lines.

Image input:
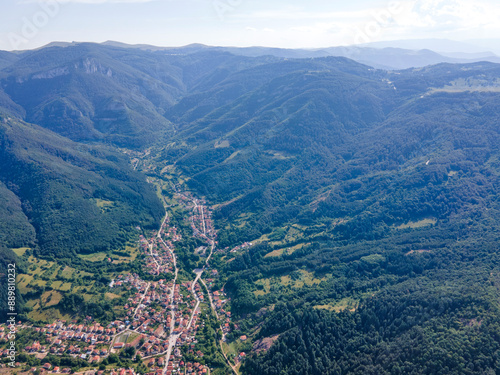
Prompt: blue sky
<box><xmin>0</xmin><ymin>0</ymin><xmax>499</xmax><ymax>51</ymax></box>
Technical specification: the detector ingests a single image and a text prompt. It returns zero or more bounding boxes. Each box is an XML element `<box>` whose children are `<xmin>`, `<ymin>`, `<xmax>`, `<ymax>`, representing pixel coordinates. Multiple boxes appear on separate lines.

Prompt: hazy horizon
<box><xmin>1</xmin><ymin>0</ymin><xmax>499</xmax><ymax>52</ymax></box>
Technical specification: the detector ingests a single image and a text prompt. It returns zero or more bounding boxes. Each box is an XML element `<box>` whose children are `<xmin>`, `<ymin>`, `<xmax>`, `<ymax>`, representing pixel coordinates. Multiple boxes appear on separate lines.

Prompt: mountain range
<box><xmin>2</xmin><ymin>41</ymin><xmax>500</xmax><ymax>374</ymax></box>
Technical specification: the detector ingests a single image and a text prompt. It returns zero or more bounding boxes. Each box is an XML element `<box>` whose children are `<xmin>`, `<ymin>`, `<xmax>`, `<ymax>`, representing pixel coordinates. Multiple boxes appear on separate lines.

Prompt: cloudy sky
<box><xmin>0</xmin><ymin>0</ymin><xmax>499</xmax><ymax>51</ymax></box>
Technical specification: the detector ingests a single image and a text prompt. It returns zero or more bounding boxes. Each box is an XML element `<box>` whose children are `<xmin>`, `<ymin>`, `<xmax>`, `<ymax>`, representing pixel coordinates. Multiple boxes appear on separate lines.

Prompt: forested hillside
<box><xmin>155</xmin><ymin>60</ymin><xmax>500</xmax><ymax>249</ymax></box>
<box><xmin>151</xmin><ymin>57</ymin><xmax>500</xmax><ymax>374</ymax></box>
<box><xmin>0</xmin><ymin>44</ymin><xmax>277</xmax><ymax>147</ymax></box>
<box><xmin>0</xmin><ymin>114</ymin><xmax>164</xmax><ymax>259</ymax></box>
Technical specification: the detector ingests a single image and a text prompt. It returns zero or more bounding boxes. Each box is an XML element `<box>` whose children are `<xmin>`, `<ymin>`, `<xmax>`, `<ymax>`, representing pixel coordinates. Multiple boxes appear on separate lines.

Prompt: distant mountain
<box><xmin>326</xmin><ymin>46</ymin><xmax>500</xmax><ymax>69</ymax></box>
<box><xmin>0</xmin><ymin>43</ymin><xmax>183</xmax><ymax>146</ymax></box>
<box><xmin>0</xmin><ymin>51</ymin><xmax>19</xmax><ymax>70</ymax></box>
<box><xmin>467</xmin><ymin>38</ymin><xmax>500</xmax><ymax>55</ymax></box>
<box><xmin>209</xmin><ymin>45</ymin><xmax>500</xmax><ymax>69</ymax></box>
<box><xmin>360</xmin><ymin>38</ymin><xmax>496</xmax><ymax>54</ymax></box>
<box><xmin>0</xmin><ymin>43</ymin><xmax>283</xmax><ymax>147</ymax></box>
<box><xmin>100</xmin><ymin>41</ymin><xmax>500</xmax><ymax>70</ymax></box>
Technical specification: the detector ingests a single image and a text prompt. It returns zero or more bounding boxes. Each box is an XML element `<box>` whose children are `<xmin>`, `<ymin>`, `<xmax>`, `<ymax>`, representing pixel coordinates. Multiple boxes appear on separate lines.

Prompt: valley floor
<box><xmin>1</xmin><ymin>180</ymin><xmax>240</xmax><ymax>375</ymax></box>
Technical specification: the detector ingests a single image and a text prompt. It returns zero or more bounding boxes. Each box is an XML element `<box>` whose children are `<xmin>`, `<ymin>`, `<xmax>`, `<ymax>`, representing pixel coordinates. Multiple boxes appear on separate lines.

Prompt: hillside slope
<box><xmin>146</xmin><ymin>58</ymin><xmax>500</xmax><ymax>373</ymax></box>
<box><xmin>0</xmin><ymin>44</ymin><xmax>276</xmax><ymax>147</ymax></box>
<box><xmin>0</xmin><ymin>113</ymin><xmax>164</xmax><ymax>258</ymax></box>
<box><xmin>156</xmin><ymin>61</ymin><xmax>500</xmax><ymax>246</ymax></box>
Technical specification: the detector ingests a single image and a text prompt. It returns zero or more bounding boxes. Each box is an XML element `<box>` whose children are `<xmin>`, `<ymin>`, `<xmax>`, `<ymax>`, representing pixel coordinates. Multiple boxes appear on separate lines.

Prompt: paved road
<box><xmin>160</xmin><ymin>194</ymin><xmax>237</xmax><ymax>374</ymax></box>
<box><xmin>158</xmin><ymin>212</ymin><xmax>181</xmax><ymax>375</ymax></box>
<box><xmin>132</xmin><ymin>282</ymin><xmax>151</xmax><ymax>319</ymax></box>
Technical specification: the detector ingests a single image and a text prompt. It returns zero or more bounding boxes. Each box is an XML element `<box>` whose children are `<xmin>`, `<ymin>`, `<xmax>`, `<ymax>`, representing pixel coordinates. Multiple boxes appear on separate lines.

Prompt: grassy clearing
<box><xmin>254</xmin><ymin>279</ymin><xmax>271</xmax><ymax>297</ymax></box>
<box><xmin>298</xmin><ymin>270</ymin><xmax>326</xmax><ymax>287</ymax></box>
<box><xmin>28</xmin><ymin>307</ymin><xmax>71</xmax><ymax>322</ymax></box>
<box><xmin>264</xmin><ymin>248</ymin><xmax>287</xmax><ymax>258</ymax></box>
<box><xmin>51</xmin><ymin>280</ymin><xmax>63</xmax><ymax>289</ymax></box>
<box><xmin>258</xmin><ymin>226</ymin><xmax>307</xmax><ymax>248</ymax></box>
<box><xmin>396</xmin><ymin>218</ymin><xmax>437</xmax><ymax>230</ymax></box>
<box><xmin>76</xmin><ymin>270</ymin><xmax>94</xmax><ymax>278</ymax></box>
<box><xmin>126</xmin><ymin>332</ymin><xmax>141</xmax><ymax>344</ymax></box>
<box><xmin>27</xmin><ymin>256</ymin><xmax>52</xmax><ymax>274</ymax></box>
<box><xmin>264</xmin><ymin>243</ymin><xmax>309</xmax><ymax>258</ymax></box>
<box><xmin>116</xmin><ymin>332</ymin><xmax>132</xmax><ymax>343</ymax></box>
<box><xmin>251</xmin><ymin>233</ymin><xmax>270</xmax><ymax>245</ymax></box>
<box><xmin>280</xmin><ymin>275</ymin><xmax>292</xmax><ymax>286</ymax></box>
<box><xmin>72</xmin><ymin>286</ymin><xmax>87</xmax><ymax>294</ymax></box>
<box><xmin>105</xmin><ymin>292</ymin><xmax>121</xmax><ymax>300</ymax></box>
<box><xmin>267</xmin><ymin>150</ymin><xmax>292</xmax><ymax>160</ymax></box>
<box><xmin>212</xmin><ymin>194</ymin><xmax>245</xmax><ymax>210</ymax></box>
<box><xmin>43</xmin><ymin>265</ymin><xmax>61</xmax><ymax>279</ymax></box>
<box><xmin>17</xmin><ymin>274</ymin><xmax>34</xmax><ymax>294</ymax></box>
<box><xmin>60</xmin><ymin>266</ymin><xmax>74</xmax><ymax>279</ymax></box>
<box><xmin>333</xmin><ymin>297</ymin><xmax>359</xmax><ymax>312</ymax></box>
<box><xmin>224</xmin><ymin>151</ymin><xmax>240</xmax><ymax>162</ymax></box>
<box><xmin>284</xmin><ymin>226</ymin><xmax>303</xmax><ymax>242</ymax></box>
<box><xmin>430</xmin><ymin>87</ymin><xmax>500</xmax><ymax>94</ymax></box>
<box><xmin>12</xmin><ymin>247</ymin><xmax>30</xmax><ymax>257</ymax></box>
<box><xmin>59</xmin><ymin>282</ymin><xmax>72</xmax><ymax>291</ymax></box>
<box><xmin>33</xmin><ymin>279</ymin><xmax>47</xmax><ymax>288</ymax></box>
<box><xmin>406</xmin><ymin>249</ymin><xmax>432</xmax><ymax>256</ymax></box>
<box><xmin>25</xmin><ymin>299</ymin><xmax>39</xmax><ymax>309</ymax></box>
<box><xmin>314</xmin><ymin>304</ymin><xmax>335</xmax><ymax>311</ymax></box>
<box><xmin>92</xmin><ymin>199</ymin><xmax>115</xmax><ymax>214</ymax></box>
<box><xmin>222</xmin><ymin>341</ymin><xmax>239</xmax><ymax>365</ymax></box>
<box><xmin>314</xmin><ymin>298</ymin><xmax>359</xmax><ymax>313</ymax></box>
<box><xmin>94</xmin><ymin>198</ymin><xmax>114</xmax><ymax>208</ymax></box>
<box><xmin>112</xmin><ymin>245</ymin><xmax>139</xmax><ymax>263</ymax></box>
<box><xmin>41</xmin><ymin>291</ymin><xmax>63</xmax><ymax>307</ymax></box>
<box><xmin>77</xmin><ymin>252</ymin><xmax>107</xmax><ymax>262</ymax></box>
<box><xmin>360</xmin><ymin>254</ymin><xmax>386</xmax><ymax>264</ymax></box>
<box><xmin>276</xmin><ymin>270</ymin><xmax>327</xmax><ymax>289</ymax></box>
<box><xmin>429</xmin><ymin>78</ymin><xmax>500</xmax><ymax>94</ymax></box>
<box><xmin>214</xmin><ymin>140</ymin><xmax>230</xmax><ymax>148</ymax></box>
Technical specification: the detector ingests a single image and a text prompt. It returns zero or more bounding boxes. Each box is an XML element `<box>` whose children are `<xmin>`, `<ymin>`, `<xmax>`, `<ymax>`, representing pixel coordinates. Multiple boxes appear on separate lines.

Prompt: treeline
<box><xmin>59</xmin><ymin>293</ymin><xmax>116</xmax><ymax>323</ymax></box>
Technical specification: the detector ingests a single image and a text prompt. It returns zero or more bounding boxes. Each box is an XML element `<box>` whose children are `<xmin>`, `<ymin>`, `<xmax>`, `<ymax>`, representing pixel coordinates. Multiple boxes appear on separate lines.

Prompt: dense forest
<box><xmin>243</xmin><ymin>292</ymin><xmax>500</xmax><ymax>375</ymax></box>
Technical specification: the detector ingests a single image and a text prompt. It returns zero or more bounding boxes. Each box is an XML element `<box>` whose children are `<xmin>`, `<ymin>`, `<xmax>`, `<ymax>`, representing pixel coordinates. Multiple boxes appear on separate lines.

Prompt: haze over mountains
<box><xmin>32</xmin><ymin>38</ymin><xmax>500</xmax><ymax>70</ymax></box>
<box><xmin>2</xmin><ymin>40</ymin><xmax>500</xmax><ymax>373</ymax></box>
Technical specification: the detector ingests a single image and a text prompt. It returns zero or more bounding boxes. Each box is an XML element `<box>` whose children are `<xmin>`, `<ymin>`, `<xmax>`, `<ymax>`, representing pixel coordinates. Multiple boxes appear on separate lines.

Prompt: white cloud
<box><xmin>230</xmin><ymin>0</ymin><xmax>500</xmax><ymax>45</ymax></box>
<box><xmin>396</xmin><ymin>0</ymin><xmax>500</xmax><ymax>30</ymax></box>
<box><xmin>233</xmin><ymin>9</ymin><xmax>375</xmax><ymax>22</ymax></box>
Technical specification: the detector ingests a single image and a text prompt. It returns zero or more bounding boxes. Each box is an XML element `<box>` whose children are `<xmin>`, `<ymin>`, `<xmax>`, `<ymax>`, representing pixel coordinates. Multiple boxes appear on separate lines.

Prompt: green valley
<box><xmin>1</xmin><ymin>43</ymin><xmax>500</xmax><ymax>374</ymax></box>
